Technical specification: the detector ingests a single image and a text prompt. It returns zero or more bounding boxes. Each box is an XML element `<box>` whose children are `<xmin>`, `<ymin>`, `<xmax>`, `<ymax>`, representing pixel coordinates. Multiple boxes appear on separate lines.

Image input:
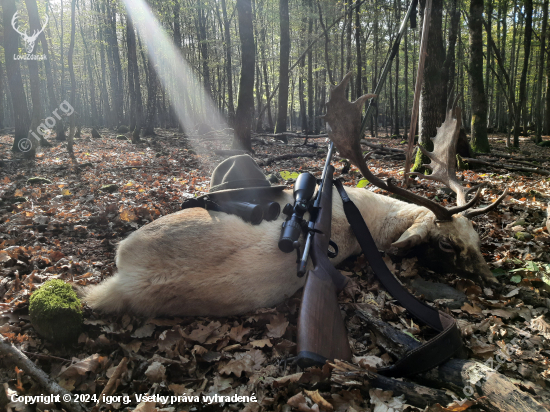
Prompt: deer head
<box><xmin>12</xmin><ymin>11</ymin><xmax>49</xmax><ymax>54</ymax></box>
<box><xmin>324</xmin><ymin>72</ymin><xmax>508</xmax><ymax>283</ymax></box>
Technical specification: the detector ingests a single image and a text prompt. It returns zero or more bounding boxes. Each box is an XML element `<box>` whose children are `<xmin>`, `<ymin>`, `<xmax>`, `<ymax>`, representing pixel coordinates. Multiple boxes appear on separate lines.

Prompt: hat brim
<box><xmin>197</xmin><ymin>185</ymin><xmax>287</xmax><ymax>200</ymax></box>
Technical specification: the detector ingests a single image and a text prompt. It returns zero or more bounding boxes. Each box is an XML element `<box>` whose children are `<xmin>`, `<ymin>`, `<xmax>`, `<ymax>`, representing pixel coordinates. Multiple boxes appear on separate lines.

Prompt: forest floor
<box><xmin>1</xmin><ymin>127</ymin><xmax>550</xmax><ymax>411</ymax></box>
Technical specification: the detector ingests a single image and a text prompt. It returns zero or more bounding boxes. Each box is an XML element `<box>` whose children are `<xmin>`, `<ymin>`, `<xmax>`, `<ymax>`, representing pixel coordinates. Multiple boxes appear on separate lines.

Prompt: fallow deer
<box><xmin>84</xmin><ymin>73</ymin><xmax>507</xmax><ymax>318</ymax></box>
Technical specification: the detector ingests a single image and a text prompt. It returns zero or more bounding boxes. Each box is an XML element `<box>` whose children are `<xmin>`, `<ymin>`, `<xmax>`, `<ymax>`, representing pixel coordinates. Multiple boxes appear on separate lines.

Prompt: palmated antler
<box><xmin>323</xmin><ymin>73</ymin><xmax>508</xmax><ymax>221</ymax></box>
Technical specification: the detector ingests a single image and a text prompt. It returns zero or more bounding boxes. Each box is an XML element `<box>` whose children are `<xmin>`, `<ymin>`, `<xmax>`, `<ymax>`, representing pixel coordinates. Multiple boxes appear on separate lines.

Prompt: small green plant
<box><xmin>357</xmin><ymin>179</ymin><xmax>369</xmax><ymax>188</ymax></box>
<box><xmin>279</xmin><ymin>171</ymin><xmax>300</xmax><ymax>180</ymax></box>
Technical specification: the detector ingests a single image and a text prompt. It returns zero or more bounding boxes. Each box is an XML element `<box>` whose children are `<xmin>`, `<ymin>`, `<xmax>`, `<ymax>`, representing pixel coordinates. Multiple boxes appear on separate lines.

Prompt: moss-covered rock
<box><xmin>99</xmin><ymin>184</ymin><xmax>119</xmax><ymax>193</ymax></box>
<box><xmin>537</xmin><ymin>140</ymin><xmax>550</xmax><ymax>147</ymax></box>
<box><xmin>29</xmin><ymin>279</ymin><xmax>82</xmax><ymax>343</ymax></box>
<box><xmin>117</xmin><ymin>125</ymin><xmax>130</xmax><ymax>133</ymax></box>
<box><xmin>27</xmin><ymin>177</ymin><xmax>53</xmax><ymax>185</ymax></box>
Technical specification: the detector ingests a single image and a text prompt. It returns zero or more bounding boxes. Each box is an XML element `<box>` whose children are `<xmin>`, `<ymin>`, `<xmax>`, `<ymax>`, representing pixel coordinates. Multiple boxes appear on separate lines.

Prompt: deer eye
<box><xmin>438</xmin><ymin>237</ymin><xmax>455</xmax><ymax>253</ymax></box>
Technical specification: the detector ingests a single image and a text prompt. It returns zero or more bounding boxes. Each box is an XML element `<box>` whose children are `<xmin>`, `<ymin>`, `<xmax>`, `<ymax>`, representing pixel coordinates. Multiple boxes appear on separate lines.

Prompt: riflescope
<box><xmin>278</xmin><ymin>172</ymin><xmax>317</xmax><ymax>253</ymax></box>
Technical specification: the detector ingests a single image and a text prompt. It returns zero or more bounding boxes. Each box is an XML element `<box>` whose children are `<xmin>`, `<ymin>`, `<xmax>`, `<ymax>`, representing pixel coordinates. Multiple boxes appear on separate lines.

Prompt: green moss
<box><xmin>456</xmin><ymin>154</ymin><xmax>469</xmax><ymax>171</ymax></box>
<box><xmin>537</xmin><ymin>140</ymin><xmax>550</xmax><ymax>147</ymax></box>
<box><xmin>117</xmin><ymin>125</ymin><xmax>130</xmax><ymax>133</ymax></box>
<box><xmin>29</xmin><ymin>279</ymin><xmax>82</xmax><ymax>343</ymax></box>
<box><xmin>514</xmin><ymin>232</ymin><xmax>533</xmax><ymax>241</ymax></box>
<box><xmin>116</xmin><ymin>135</ymin><xmax>128</xmax><ymax>140</ymax></box>
<box><xmin>411</xmin><ymin>139</ymin><xmax>433</xmax><ymax>175</ymax></box>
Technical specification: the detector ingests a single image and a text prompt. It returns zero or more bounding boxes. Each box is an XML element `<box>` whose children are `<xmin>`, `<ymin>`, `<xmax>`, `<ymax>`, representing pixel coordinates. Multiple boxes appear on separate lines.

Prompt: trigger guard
<box><xmin>327</xmin><ymin>239</ymin><xmax>339</xmax><ymax>258</ymax></box>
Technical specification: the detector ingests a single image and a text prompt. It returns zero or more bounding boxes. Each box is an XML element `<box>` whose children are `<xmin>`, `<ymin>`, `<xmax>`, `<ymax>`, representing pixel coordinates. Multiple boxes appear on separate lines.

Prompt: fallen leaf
<box><xmin>145</xmin><ymin>361</ymin><xmax>166</xmax><ymax>383</ymax></box>
<box><xmin>287</xmin><ymin>392</ymin><xmax>320</xmax><ymax>412</ymax></box>
<box><xmin>266</xmin><ymin>313</ymin><xmax>289</xmax><ymax>338</ymax></box>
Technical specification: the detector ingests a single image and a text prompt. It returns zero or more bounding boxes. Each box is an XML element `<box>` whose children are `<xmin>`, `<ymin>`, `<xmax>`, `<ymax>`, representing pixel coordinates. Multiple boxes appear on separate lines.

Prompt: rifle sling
<box><xmin>333</xmin><ymin>180</ymin><xmax>462</xmax><ymax>377</ymax></box>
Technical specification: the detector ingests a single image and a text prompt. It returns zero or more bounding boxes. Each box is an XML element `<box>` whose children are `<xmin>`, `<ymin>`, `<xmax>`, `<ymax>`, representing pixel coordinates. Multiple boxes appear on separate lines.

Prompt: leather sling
<box><xmin>333</xmin><ymin>179</ymin><xmax>462</xmax><ymax>377</ymax></box>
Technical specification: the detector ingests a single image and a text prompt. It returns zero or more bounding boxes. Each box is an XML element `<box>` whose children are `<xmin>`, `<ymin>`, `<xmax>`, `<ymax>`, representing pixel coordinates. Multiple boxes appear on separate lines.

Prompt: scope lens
<box><xmin>263</xmin><ymin>202</ymin><xmax>281</xmax><ymax>221</ymax></box>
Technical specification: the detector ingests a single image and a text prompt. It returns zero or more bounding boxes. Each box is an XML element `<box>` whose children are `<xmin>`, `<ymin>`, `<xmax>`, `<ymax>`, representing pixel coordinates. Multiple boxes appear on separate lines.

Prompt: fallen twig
<box><xmin>463</xmin><ymin>157</ymin><xmax>550</xmax><ymax>176</ymax></box>
<box><xmin>0</xmin><ymin>335</ymin><xmax>86</xmax><ymax>412</ymax></box>
<box><xmin>256</xmin><ymin>153</ymin><xmax>317</xmax><ymax>166</ymax></box>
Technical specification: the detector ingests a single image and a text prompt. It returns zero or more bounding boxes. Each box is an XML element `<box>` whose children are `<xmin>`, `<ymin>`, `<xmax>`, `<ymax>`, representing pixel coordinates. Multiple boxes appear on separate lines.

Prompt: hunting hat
<box><xmin>200</xmin><ymin>154</ymin><xmax>286</xmax><ymax>199</ymax></box>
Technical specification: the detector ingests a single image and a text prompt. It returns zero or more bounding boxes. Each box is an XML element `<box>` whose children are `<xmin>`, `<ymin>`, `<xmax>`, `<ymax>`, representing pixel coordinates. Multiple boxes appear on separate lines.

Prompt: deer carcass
<box><xmin>84</xmin><ymin>73</ymin><xmax>507</xmax><ymax>318</ymax></box>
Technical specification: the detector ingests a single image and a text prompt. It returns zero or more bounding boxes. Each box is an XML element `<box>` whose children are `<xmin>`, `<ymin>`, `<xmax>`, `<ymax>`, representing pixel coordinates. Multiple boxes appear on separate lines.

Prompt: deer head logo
<box><xmin>11</xmin><ymin>11</ymin><xmax>49</xmax><ymax>54</ymax></box>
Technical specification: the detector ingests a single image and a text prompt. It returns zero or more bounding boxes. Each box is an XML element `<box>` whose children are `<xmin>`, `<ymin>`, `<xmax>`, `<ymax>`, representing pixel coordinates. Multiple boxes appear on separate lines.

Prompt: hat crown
<box><xmin>209</xmin><ymin>155</ymin><xmax>272</xmax><ymax>193</ymax></box>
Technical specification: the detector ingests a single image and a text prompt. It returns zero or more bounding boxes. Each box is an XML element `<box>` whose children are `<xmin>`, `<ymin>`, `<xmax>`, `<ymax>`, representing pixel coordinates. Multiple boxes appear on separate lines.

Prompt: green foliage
<box><xmin>356</xmin><ymin>179</ymin><xmax>369</xmax><ymax>188</ymax></box>
<box><xmin>279</xmin><ymin>171</ymin><xmax>300</xmax><ymax>180</ymax></box>
<box><xmin>29</xmin><ymin>279</ymin><xmax>82</xmax><ymax>343</ymax></box>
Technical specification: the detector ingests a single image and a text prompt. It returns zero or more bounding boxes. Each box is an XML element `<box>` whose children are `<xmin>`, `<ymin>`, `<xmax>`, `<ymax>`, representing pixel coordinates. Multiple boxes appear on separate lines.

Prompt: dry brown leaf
<box><xmin>287</xmin><ymin>392</ymin><xmax>320</xmax><ymax>412</ymax></box>
<box><xmin>304</xmin><ymin>390</ymin><xmax>333</xmax><ymax>411</ymax></box>
<box><xmin>427</xmin><ymin>399</ymin><xmax>476</xmax><ymax>411</ymax></box>
<box><xmin>184</xmin><ymin>321</ymin><xmax>221</xmax><ymax>344</ymax></box>
<box><xmin>58</xmin><ymin>354</ymin><xmax>104</xmax><ymax>379</ymax></box>
<box><xmin>461</xmin><ymin>303</ymin><xmax>483</xmax><ymax>316</ymax></box>
<box><xmin>531</xmin><ymin>315</ymin><xmax>550</xmax><ymax>338</ymax></box>
<box><xmin>229</xmin><ymin>324</ymin><xmax>251</xmax><ymax>342</ymax></box>
<box><xmin>132</xmin><ymin>402</ymin><xmax>158</xmax><ymax>412</ymax></box>
<box><xmin>218</xmin><ymin>353</ymin><xmax>255</xmax><ymax>377</ymax></box>
<box><xmin>266</xmin><ymin>313</ymin><xmax>289</xmax><ymax>338</ymax></box>
<box><xmin>251</xmin><ymin>338</ymin><xmax>273</xmax><ymax>348</ymax></box>
<box><xmin>273</xmin><ymin>372</ymin><xmax>304</xmax><ymax>387</ymax></box>
<box><xmin>145</xmin><ymin>361</ymin><xmax>166</xmax><ymax>383</ymax></box>
<box><xmin>352</xmin><ymin>355</ymin><xmax>383</xmax><ymax>371</ymax></box>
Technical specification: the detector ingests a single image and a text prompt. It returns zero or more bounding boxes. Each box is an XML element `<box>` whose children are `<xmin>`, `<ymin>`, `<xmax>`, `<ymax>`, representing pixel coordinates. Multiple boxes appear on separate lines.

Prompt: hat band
<box><xmin>209</xmin><ymin>178</ymin><xmax>271</xmax><ymax>193</ymax></box>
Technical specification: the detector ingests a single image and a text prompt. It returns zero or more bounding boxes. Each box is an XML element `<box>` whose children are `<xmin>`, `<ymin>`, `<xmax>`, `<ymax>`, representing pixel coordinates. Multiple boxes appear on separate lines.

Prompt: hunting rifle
<box><xmin>278</xmin><ymin>143</ymin><xmax>352</xmax><ymax>367</ymax></box>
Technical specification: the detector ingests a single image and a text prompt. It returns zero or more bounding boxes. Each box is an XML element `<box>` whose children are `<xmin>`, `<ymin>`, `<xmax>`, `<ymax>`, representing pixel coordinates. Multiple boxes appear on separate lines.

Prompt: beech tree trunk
<box><xmin>221</xmin><ymin>0</ymin><xmax>235</xmax><ymax>122</ymax></box>
<box><xmin>143</xmin><ymin>57</ymin><xmax>157</xmax><ymax>137</ymax></box>
<box><xmin>275</xmin><ymin>0</ymin><xmax>290</xmax><ymax>135</ymax></box>
<box><xmin>232</xmin><ymin>0</ymin><xmax>255</xmax><ymax>151</ymax></box>
<box><xmin>513</xmin><ymin>0</ymin><xmax>532</xmax><ymax>147</ymax></box>
<box><xmin>535</xmin><ymin>0</ymin><xmax>548</xmax><ymax>142</ymax></box>
<box><xmin>3</xmin><ymin>0</ymin><xmax>32</xmax><ymax>157</ymax></box>
<box><xmin>412</xmin><ymin>0</ymin><xmax>445</xmax><ymax>173</ymax></box>
<box><xmin>469</xmin><ymin>0</ymin><xmax>489</xmax><ymax>153</ymax></box>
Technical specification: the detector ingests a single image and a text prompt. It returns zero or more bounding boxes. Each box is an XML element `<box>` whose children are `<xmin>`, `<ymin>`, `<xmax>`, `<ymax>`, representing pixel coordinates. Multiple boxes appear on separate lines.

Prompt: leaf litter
<box><xmin>1</xmin><ymin>130</ymin><xmax>550</xmax><ymax>410</ymax></box>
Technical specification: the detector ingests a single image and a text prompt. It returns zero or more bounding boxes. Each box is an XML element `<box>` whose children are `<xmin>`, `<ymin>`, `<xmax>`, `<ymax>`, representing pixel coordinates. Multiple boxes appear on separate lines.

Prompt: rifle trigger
<box><xmin>327</xmin><ymin>239</ymin><xmax>339</xmax><ymax>258</ymax></box>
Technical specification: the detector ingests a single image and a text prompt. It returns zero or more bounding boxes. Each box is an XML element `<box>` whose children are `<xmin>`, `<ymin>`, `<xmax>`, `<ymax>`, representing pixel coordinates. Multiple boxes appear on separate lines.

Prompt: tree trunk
<box><xmin>535</xmin><ymin>0</ymin><xmax>548</xmax><ymax>142</ymax></box>
<box><xmin>78</xmin><ymin>11</ymin><xmax>97</xmax><ymax>127</ymax></box>
<box><xmin>143</xmin><ymin>57</ymin><xmax>157</xmax><ymax>136</ymax></box>
<box><xmin>3</xmin><ymin>0</ymin><xmax>33</xmax><ymax>157</ymax></box>
<box><xmin>96</xmin><ymin>0</ymin><xmax>113</xmax><ymax>127</ymax></box>
<box><xmin>413</xmin><ymin>0</ymin><xmax>446</xmax><ymax>173</ymax></box>
<box><xmin>24</xmin><ymin>0</ymin><xmax>46</xmax><ymax>147</ymax></box>
<box><xmin>221</xmin><ymin>0</ymin><xmax>235</xmax><ymax>122</ymax></box>
<box><xmin>307</xmin><ymin>0</ymin><xmax>314</xmax><ymax>133</ymax></box>
<box><xmin>126</xmin><ymin>15</ymin><xmax>140</xmax><ymax>143</ymax></box>
<box><xmin>67</xmin><ymin>0</ymin><xmax>77</xmax><ymax>162</ymax></box>
<box><xmin>232</xmin><ymin>0</ymin><xmax>255</xmax><ymax>151</ymax></box>
<box><xmin>513</xmin><ymin>0</ymin><xmax>533</xmax><ymax>147</ymax></box>
<box><xmin>469</xmin><ymin>0</ymin><xmax>489</xmax><ymax>153</ymax></box>
<box><xmin>275</xmin><ymin>0</ymin><xmax>290</xmax><ymax>135</ymax></box>
<box><xmin>355</xmin><ymin>1</ymin><xmax>362</xmax><ymax>98</ymax></box>
<box><xmin>393</xmin><ymin>0</ymin><xmax>400</xmax><ymax>137</ymax></box>
<box><xmin>198</xmin><ymin>2</ymin><xmax>211</xmax><ymax>98</ymax></box>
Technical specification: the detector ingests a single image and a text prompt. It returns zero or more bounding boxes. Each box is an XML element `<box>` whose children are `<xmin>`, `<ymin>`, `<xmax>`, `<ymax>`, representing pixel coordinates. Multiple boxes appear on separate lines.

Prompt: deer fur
<box><xmin>83</xmin><ymin>186</ymin><xmax>495</xmax><ymax>318</ymax></box>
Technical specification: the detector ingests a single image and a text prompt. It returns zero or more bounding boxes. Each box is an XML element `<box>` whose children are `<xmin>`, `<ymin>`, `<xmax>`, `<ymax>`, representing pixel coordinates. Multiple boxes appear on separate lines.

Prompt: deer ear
<box><xmin>391</xmin><ymin>220</ymin><xmax>430</xmax><ymax>250</ymax></box>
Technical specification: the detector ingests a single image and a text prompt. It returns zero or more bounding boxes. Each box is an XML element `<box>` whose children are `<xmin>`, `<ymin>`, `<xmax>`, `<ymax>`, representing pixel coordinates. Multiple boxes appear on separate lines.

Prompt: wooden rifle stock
<box><xmin>296</xmin><ymin>165</ymin><xmax>352</xmax><ymax>367</ymax></box>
